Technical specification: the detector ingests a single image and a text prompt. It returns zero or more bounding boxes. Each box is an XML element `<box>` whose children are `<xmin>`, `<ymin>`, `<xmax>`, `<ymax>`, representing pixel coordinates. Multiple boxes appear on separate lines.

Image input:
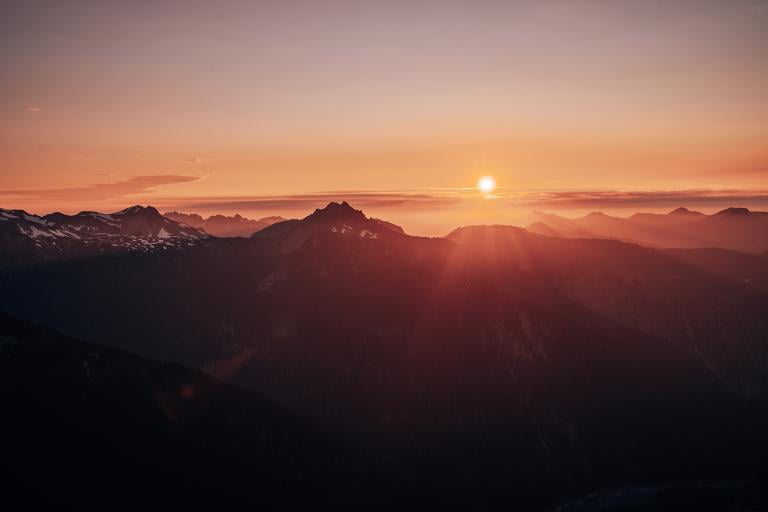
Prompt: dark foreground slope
<box><xmin>0</xmin><ymin>313</ymin><xmax>413</xmax><ymax>508</ymax></box>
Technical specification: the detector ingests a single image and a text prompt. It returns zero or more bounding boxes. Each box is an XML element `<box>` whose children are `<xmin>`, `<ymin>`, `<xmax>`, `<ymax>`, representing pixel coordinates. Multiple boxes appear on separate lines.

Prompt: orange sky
<box><xmin>2</xmin><ymin>1</ymin><xmax>767</xmax><ymax>234</ymax></box>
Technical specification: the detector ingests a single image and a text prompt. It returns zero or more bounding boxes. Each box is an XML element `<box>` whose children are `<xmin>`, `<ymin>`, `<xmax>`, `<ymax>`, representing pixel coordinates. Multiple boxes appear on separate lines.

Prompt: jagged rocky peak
<box><xmin>253</xmin><ymin>201</ymin><xmax>405</xmax><ymax>243</ymax></box>
<box><xmin>304</xmin><ymin>201</ymin><xmax>366</xmax><ymax>223</ymax></box>
<box><xmin>115</xmin><ymin>205</ymin><xmax>162</xmax><ymax>217</ymax></box>
<box><xmin>0</xmin><ymin>208</ymin><xmax>28</xmax><ymax>215</ymax></box>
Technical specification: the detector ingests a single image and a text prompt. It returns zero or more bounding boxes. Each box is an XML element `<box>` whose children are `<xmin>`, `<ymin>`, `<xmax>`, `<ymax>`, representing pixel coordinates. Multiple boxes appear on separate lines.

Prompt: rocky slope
<box><xmin>0</xmin><ymin>205</ymin><xmax>207</xmax><ymax>266</ymax></box>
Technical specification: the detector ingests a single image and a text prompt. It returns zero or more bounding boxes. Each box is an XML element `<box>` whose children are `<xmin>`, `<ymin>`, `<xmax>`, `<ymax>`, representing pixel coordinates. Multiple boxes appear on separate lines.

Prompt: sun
<box><xmin>477</xmin><ymin>176</ymin><xmax>496</xmax><ymax>193</ymax></box>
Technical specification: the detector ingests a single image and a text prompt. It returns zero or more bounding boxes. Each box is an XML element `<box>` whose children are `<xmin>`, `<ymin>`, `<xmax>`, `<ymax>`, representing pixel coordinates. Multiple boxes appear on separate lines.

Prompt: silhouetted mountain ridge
<box><xmin>668</xmin><ymin>206</ymin><xmax>704</xmax><ymax>216</ymax></box>
<box><xmin>304</xmin><ymin>200</ymin><xmax>366</xmax><ymax>222</ymax></box>
<box><xmin>527</xmin><ymin>206</ymin><xmax>768</xmax><ymax>252</ymax></box>
<box><xmin>715</xmin><ymin>206</ymin><xmax>751</xmax><ymax>216</ymax></box>
<box><xmin>164</xmin><ymin>211</ymin><xmax>286</xmax><ymax>237</ymax></box>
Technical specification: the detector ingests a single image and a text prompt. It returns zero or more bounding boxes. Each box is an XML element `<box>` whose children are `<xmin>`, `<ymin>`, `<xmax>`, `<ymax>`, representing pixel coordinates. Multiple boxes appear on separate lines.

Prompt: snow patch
<box><xmin>117</xmin><ymin>206</ymin><xmax>144</xmax><ymax>215</ymax></box>
<box><xmin>83</xmin><ymin>212</ymin><xmax>120</xmax><ymax>227</ymax></box>
<box><xmin>21</xmin><ymin>213</ymin><xmax>48</xmax><ymax>225</ymax></box>
<box><xmin>29</xmin><ymin>226</ymin><xmax>55</xmax><ymax>238</ymax></box>
<box><xmin>258</xmin><ymin>273</ymin><xmax>281</xmax><ymax>291</ymax></box>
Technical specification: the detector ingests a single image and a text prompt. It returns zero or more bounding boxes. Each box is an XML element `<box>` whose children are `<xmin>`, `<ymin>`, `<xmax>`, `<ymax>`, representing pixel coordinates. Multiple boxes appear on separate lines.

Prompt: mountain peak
<box><xmin>114</xmin><ymin>205</ymin><xmax>161</xmax><ymax>217</ymax></box>
<box><xmin>667</xmin><ymin>206</ymin><xmax>704</xmax><ymax>217</ymax></box>
<box><xmin>446</xmin><ymin>224</ymin><xmax>529</xmax><ymax>243</ymax></box>
<box><xmin>304</xmin><ymin>201</ymin><xmax>366</xmax><ymax>222</ymax></box>
<box><xmin>254</xmin><ymin>202</ymin><xmax>403</xmax><ymax>244</ymax></box>
<box><xmin>715</xmin><ymin>207</ymin><xmax>751</xmax><ymax>216</ymax></box>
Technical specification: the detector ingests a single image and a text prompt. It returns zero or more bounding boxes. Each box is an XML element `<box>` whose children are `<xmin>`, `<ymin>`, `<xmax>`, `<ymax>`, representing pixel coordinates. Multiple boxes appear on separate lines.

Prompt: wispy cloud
<box><xmin>6</xmin><ymin>182</ymin><xmax>766</xmax><ymax>216</ymax></box>
<box><xmin>170</xmin><ymin>191</ymin><xmax>461</xmax><ymax>212</ymax></box>
<box><xmin>698</xmin><ymin>165</ymin><xmax>768</xmax><ymax>178</ymax></box>
<box><xmin>26</xmin><ymin>106</ymin><xmax>41</xmax><ymax>112</ymax></box>
<box><xmin>182</xmin><ymin>157</ymin><xmax>217</xmax><ymax>164</ymax></box>
<box><xmin>0</xmin><ymin>175</ymin><xmax>201</xmax><ymax>202</ymax></box>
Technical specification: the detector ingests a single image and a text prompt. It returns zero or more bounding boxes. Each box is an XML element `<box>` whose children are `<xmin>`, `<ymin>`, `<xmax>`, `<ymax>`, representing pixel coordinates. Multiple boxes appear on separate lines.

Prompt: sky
<box><xmin>1</xmin><ymin>0</ymin><xmax>767</xmax><ymax>234</ymax></box>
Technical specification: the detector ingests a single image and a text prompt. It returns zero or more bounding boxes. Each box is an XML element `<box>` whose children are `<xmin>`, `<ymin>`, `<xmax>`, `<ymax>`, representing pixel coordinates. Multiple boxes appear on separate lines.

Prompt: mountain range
<box><xmin>0</xmin><ymin>205</ymin><xmax>207</xmax><ymax>266</ymax></box>
<box><xmin>2</xmin><ymin>201</ymin><xmax>767</xmax><ymax>508</ymax></box>
<box><xmin>164</xmin><ymin>211</ymin><xmax>286</xmax><ymax>237</ymax></box>
<box><xmin>526</xmin><ymin>206</ymin><xmax>768</xmax><ymax>253</ymax></box>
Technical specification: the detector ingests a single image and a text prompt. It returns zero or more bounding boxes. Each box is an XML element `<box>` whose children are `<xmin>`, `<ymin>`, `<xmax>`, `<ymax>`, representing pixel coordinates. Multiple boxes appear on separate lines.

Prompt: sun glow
<box><xmin>477</xmin><ymin>176</ymin><xmax>496</xmax><ymax>193</ymax></box>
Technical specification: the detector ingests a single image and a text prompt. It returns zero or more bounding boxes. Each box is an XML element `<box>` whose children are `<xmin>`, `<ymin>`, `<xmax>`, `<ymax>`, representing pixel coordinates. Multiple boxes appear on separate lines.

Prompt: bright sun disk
<box><xmin>477</xmin><ymin>176</ymin><xmax>496</xmax><ymax>193</ymax></box>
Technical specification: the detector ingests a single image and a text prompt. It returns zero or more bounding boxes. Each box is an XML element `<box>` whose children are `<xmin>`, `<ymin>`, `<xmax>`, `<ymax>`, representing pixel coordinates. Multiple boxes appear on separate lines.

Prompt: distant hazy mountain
<box><xmin>164</xmin><ymin>211</ymin><xmax>285</xmax><ymax>237</ymax></box>
<box><xmin>0</xmin><ymin>205</ymin><xmax>207</xmax><ymax>266</ymax></box>
<box><xmin>526</xmin><ymin>206</ymin><xmax>768</xmax><ymax>253</ymax></box>
<box><xmin>3</xmin><ymin>202</ymin><xmax>766</xmax><ymax>506</ymax></box>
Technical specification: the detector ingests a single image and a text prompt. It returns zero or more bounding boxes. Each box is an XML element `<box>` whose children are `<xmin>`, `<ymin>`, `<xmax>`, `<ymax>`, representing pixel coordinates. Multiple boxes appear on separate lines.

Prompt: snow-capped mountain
<box><xmin>252</xmin><ymin>201</ymin><xmax>405</xmax><ymax>252</ymax></box>
<box><xmin>0</xmin><ymin>205</ymin><xmax>207</xmax><ymax>266</ymax></box>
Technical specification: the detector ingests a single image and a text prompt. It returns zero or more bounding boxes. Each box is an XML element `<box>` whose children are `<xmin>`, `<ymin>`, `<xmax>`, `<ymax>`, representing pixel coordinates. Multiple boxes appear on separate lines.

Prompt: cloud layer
<box><xmin>0</xmin><ymin>175</ymin><xmax>201</xmax><ymax>202</ymax></box>
<box><xmin>514</xmin><ymin>189</ymin><xmax>768</xmax><ymax>209</ymax></box>
<box><xmin>168</xmin><ymin>188</ymin><xmax>768</xmax><ymax>212</ymax></box>
<box><xmin>171</xmin><ymin>191</ymin><xmax>461</xmax><ymax>212</ymax></box>
<box><xmin>4</xmin><ymin>180</ymin><xmax>767</xmax><ymax>217</ymax></box>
